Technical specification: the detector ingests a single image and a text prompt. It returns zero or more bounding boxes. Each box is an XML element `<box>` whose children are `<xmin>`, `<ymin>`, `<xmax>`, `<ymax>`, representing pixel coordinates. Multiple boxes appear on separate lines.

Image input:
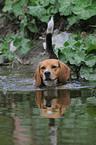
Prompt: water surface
<box><xmin>0</xmin><ymin>66</ymin><xmax>96</xmax><ymax>145</ymax></box>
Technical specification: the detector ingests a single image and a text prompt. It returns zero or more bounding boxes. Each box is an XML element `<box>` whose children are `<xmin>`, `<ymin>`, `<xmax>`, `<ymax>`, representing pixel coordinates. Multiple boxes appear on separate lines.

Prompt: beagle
<box><xmin>35</xmin><ymin>89</ymin><xmax>71</xmax><ymax>118</ymax></box>
<box><xmin>34</xmin><ymin>59</ymin><xmax>70</xmax><ymax>87</ymax></box>
<box><xmin>34</xmin><ymin>17</ymin><xmax>70</xmax><ymax>87</ymax></box>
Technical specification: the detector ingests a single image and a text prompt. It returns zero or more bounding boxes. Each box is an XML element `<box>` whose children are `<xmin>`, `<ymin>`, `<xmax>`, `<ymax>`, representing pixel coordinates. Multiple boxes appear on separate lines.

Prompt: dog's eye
<box><xmin>41</xmin><ymin>66</ymin><xmax>45</xmax><ymax>70</ymax></box>
<box><xmin>51</xmin><ymin>65</ymin><xmax>57</xmax><ymax>69</ymax></box>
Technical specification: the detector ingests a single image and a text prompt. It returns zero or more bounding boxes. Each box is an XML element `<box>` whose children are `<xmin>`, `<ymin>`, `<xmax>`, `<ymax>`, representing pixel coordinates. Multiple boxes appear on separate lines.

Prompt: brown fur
<box><xmin>34</xmin><ymin>59</ymin><xmax>70</xmax><ymax>87</ymax></box>
<box><xmin>35</xmin><ymin>89</ymin><xmax>71</xmax><ymax>118</ymax></box>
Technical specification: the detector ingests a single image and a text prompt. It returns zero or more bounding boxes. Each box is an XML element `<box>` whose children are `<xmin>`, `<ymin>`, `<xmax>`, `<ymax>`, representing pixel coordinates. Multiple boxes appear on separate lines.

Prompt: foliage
<box><xmin>0</xmin><ymin>35</ymin><xmax>14</xmax><ymax>63</ymax></box>
<box><xmin>0</xmin><ymin>33</ymin><xmax>32</xmax><ymax>63</ymax></box>
<box><xmin>58</xmin><ymin>0</ymin><xmax>96</xmax><ymax>29</ymax></box>
<box><xmin>3</xmin><ymin>0</ymin><xmax>96</xmax><ymax>31</ymax></box>
<box><xmin>1</xmin><ymin>0</ymin><xmax>96</xmax><ymax>81</ymax></box>
<box><xmin>13</xmin><ymin>34</ymin><xmax>32</xmax><ymax>54</ymax></box>
<box><xmin>56</xmin><ymin>35</ymin><xmax>96</xmax><ymax>81</ymax></box>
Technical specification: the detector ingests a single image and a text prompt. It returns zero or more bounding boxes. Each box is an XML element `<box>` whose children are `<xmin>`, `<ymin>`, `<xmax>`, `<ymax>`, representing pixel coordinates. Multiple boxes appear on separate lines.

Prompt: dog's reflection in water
<box><xmin>35</xmin><ymin>89</ymin><xmax>71</xmax><ymax>118</ymax></box>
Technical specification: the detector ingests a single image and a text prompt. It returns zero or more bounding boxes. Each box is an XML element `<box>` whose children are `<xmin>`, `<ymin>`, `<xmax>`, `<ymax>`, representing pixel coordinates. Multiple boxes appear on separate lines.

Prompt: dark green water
<box><xmin>0</xmin><ymin>66</ymin><xmax>96</xmax><ymax>145</ymax></box>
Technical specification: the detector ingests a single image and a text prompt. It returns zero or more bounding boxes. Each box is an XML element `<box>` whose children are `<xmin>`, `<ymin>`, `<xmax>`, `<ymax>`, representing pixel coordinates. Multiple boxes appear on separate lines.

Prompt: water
<box><xmin>0</xmin><ymin>66</ymin><xmax>96</xmax><ymax>145</ymax></box>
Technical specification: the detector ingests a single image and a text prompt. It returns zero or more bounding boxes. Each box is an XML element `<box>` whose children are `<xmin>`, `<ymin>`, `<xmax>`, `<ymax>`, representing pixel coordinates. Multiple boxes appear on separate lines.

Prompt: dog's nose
<box><xmin>44</xmin><ymin>71</ymin><xmax>50</xmax><ymax>78</ymax></box>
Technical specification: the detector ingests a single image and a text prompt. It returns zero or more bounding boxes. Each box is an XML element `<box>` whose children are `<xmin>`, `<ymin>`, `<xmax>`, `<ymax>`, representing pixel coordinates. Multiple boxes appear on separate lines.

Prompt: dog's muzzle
<box><xmin>43</xmin><ymin>70</ymin><xmax>58</xmax><ymax>86</ymax></box>
<box><xmin>44</xmin><ymin>71</ymin><xmax>51</xmax><ymax>80</ymax></box>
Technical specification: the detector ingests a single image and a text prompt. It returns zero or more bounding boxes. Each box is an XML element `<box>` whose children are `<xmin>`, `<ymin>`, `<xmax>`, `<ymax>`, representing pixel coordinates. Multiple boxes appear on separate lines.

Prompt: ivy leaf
<box><xmin>85</xmin><ymin>36</ymin><xmax>96</xmax><ymax>52</ymax></box>
<box><xmin>58</xmin><ymin>0</ymin><xmax>72</xmax><ymax>16</ymax></box>
<box><xmin>67</xmin><ymin>15</ymin><xmax>80</xmax><ymax>30</ymax></box>
<box><xmin>74</xmin><ymin>51</ymin><xmax>85</xmax><ymax>65</ymax></box>
<box><xmin>5</xmin><ymin>34</ymin><xmax>15</xmax><ymax>42</ymax></box>
<box><xmin>21</xmin><ymin>16</ymin><xmax>27</xmax><ymax>27</ymax></box>
<box><xmin>12</xmin><ymin>2</ymin><xmax>24</xmax><ymax>17</ymax></box>
<box><xmin>80</xmin><ymin>66</ymin><xmax>96</xmax><ymax>81</ymax></box>
<box><xmin>18</xmin><ymin>38</ymin><xmax>31</xmax><ymax>54</ymax></box>
<box><xmin>58</xmin><ymin>53</ymin><xmax>67</xmax><ymax>63</ymax></box>
<box><xmin>27</xmin><ymin>19</ymin><xmax>37</xmax><ymax>32</ymax></box>
<box><xmin>14</xmin><ymin>37</ymin><xmax>31</xmax><ymax>54</ymax></box>
<box><xmin>74</xmin><ymin>0</ymin><xmax>92</xmax><ymax>7</ymax></box>
<box><xmin>50</xmin><ymin>0</ymin><xmax>56</xmax><ymax>4</ymax></box>
<box><xmin>20</xmin><ymin>0</ymin><xmax>28</xmax><ymax>6</ymax></box>
<box><xmin>13</xmin><ymin>38</ymin><xmax>22</xmax><ymax>48</ymax></box>
<box><xmin>87</xmin><ymin>97</ymin><xmax>96</xmax><ymax>106</ymax></box>
<box><xmin>85</xmin><ymin>54</ymin><xmax>96</xmax><ymax>67</ymax></box>
<box><xmin>1</xmin><ymin>43</ymin><xmax>9</xmax><ymax>51</ymax></box>
<box><xmin>72</xmin><ymin>4</ymin><xmax>96</xmax><ymax>20</ymax></box>
<box><xmin>0</xmin><ymin>40</ymin><xmax>4</xmax><ymax>44</ymax></box>
<box><xmin>64</xmin><ymin>41</ymin><xmax>69</xmax><ymax>47</ymax></box>
<box><xmin>66</xmin><ymin>50</ymin><xmax>85</xmax><ymax>66</ymax></box>
<box><xmin>0</xmin><ymin>55</ymin><xmax>4</xmax><ymax>64</ymax></box>
<box><xmin>40</xmin><ymin>15</ymin><xmax>49</xmax><ymax>23</ymax></box>
<box><xmin>39</xmin><ymin>0</ymin><xmax>50</xmax><ymax>6</ymax></box>
<box><xmin>28</xmin><ymin>6</ymin><xmax>46</xmax><ymax>21</ymax></box>
<box><xmin>3</xmin><ymin>0</ymin><xmax>13</xmax><ymax>12</ymax></box>
<box><xmin>86</xmin><ymin>43</ymin><xmax>96</xmax><ymax>52</ymax></box>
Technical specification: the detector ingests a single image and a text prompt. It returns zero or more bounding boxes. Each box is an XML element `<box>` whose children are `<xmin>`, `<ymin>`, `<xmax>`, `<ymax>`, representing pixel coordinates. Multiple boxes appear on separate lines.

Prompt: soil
<box><xmin>21</xmin><ymin>39</ymin><xmax>53</xmax><ymax>70</ymax></box>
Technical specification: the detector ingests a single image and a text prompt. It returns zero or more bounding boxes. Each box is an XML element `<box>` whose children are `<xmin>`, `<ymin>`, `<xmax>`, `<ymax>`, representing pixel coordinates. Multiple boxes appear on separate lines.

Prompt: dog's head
<box><xmin>35</xmin><ymin>89</ymin><xmax>71</xmax><ymax>118</ymax></box>
<box><xmin>34</xmin><ymin>59</ymin><xmax>70</xmax><ymax>87</ymax></box>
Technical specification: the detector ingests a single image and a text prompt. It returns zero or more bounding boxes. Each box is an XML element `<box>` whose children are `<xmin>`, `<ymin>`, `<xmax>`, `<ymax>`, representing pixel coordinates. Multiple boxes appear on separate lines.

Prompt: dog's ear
<box><xmin>35</xmin><ymin>91</ymin><xmax>42</xmax><ymax>108</ymax></box>
<box><xmin>58</xmin><ymin>61</ymin><xmax>70</xmax><ymax>83</ymax></box>
<box><xmin>34</xmin><ymin>65</ymin><xmax>41</xmax><ymax>87</ymax></box>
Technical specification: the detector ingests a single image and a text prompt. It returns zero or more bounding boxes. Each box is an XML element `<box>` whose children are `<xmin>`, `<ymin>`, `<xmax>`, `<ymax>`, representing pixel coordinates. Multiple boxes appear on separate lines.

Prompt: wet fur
<box><xmin>34</xmin><ymin>59</ymin><xmax>70</xmax><ymax>87</ymax></box>
<box><xmin>34</xmin><ymin>17</ymin><xmax>70</xmax><ymax>87</ymax></box>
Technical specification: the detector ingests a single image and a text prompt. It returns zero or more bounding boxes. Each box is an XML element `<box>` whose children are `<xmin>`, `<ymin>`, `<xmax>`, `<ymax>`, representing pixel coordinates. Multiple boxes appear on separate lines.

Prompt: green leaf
<box><xmin>74</xmin><ymin>0</ymin><xmax>92</xmax><ymax>7</ymax></box>
<box><xmin>85</xmin><ymin>36</ymin><xmax>96</xmax><ymax>52</ymax></box>
<box><xmin>3</xmin><ymin>0</ymin><xmax>13</xmax><ymax>12</ymax></box>
<box><xmin>65</xmin><ymin>50</ymin><xmax>85</xmax><ymax>66</ymax></box>
<box><xmin>58</xmin><ymin>0</ymin><xmax>73</xmax><ymax>15</ymax></box>
<box><xmin>38</xmin><ymin>0</ymin><xmax>50</xmax><ymax>6</ymax></box>
<box><xmin>21</xmin><ymin>16</ymin><xmax>27</xmax><ymax>27</ymax></box>
<box><xmin>86</xmin><ymin>43</ymin><xmax>96</xmax><ymax>52</ymax></box>
<box><xmin>28</xmin><ymin>6</ymin><xmax>46</xmax><ymax>21</ymax></box>
<box><xmin>63</xmin><ymin>37</ymin><xmax>76</xmax><ymax>48</ymax></box>
<box><xmin>72</xmin><ymin>4</ymin><xmax>96</xmax><ymax>20</ymax></box>
<box><xmin>0</xmin><ymin>43</ymin><xmax>9</xmax><ymax>51</ymax></box>
<box><xmin>41</xmin><ymin>16</ymin><xmax>50</xmax><ymax>23</ymax></box>
<box><xmin>4</xmin><ymin>51</ymin><xmax>14</xmax><ymax>61</ymax></box>
<box><xmin>85</xmin><ymin>54</ymin><xmax>96</xmax><ymax>67</ymax></box>
<box><xmin>87</xmin><ymin>97</ymin><xmax>96</xmax><ymax>106</ymax></box>
<box><xmin>12</xmin><ymin>2</ymin><xmax>24</xmax><ymax>17</ymax></box>
<box><xmin>14</xmin><ymin>38</ymin><xmax>22</xmax><ymax>48</ymax></box>
<box><xmin>58</xmin><ymin>53</ymin><xmax>67</xmax><ymax>63</ymax></box>
<box><xmin>50</xmin><ymin>0</ymin><xmax>56</xmax><ymax>4</ymax></box>
<box><xmin>20</xmin><ymin>0</ymin><xmax>28</xmax><ymax>6</ymax></box>
<box><xmin>74</xmin><ymin>51</ymin><xmax>85</xmax><ymax>65</ymax></box>
<box><xmin>17</xmin><ymin>38</ymin><xmax>31</xmax><ymax>54</ymax></box>
<box><xmin>27</xmin><ymin>19</ymin><xmax>37</xmax><ymax>32</ymax></box>
<box><xmin>0</xmin><ymin>40</ymin><xmax>4</xmax><ymax>44</ymax></box>
<box><xmin>0</xmin><ymin>55</ymin><xmax>4</xmax><ymax>63</ymax></box>
<box><xmin>67</xmin><ymin>15</ymin><xmax>80</xmax><ymax>30</ymax></box>
<box><xmin>64</xmin><ymin>41</ymin><xmax>69</xmax><ymax>47</ymax></box>
<box><xmin>47</xmin><ymin>6</ymin><xmax>58</xmax><ymax>15</ymax></box>
<box><xmin>80</xmin><ymin>66</ymin><xmax>96</xmax><ymax>81</ymax></box>
<box><xmin>5</xmin><ymin>34</ymin><xmax>15</xmax><ymax>42</ymax></box>
<box><xmin>38</xmin><ymin>0</ymin><xmax>57</xmax><ymax>6</ymax></box>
